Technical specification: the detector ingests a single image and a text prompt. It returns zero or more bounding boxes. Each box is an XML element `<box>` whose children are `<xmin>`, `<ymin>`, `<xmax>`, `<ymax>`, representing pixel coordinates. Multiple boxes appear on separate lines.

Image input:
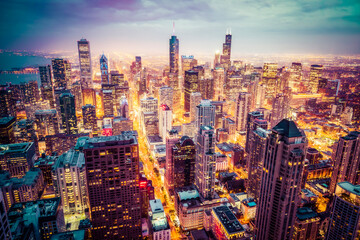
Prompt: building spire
<box><xmin>173</xmin><ymin>21</ymin><xmax>175</xmax><ymax>34</ymax></box>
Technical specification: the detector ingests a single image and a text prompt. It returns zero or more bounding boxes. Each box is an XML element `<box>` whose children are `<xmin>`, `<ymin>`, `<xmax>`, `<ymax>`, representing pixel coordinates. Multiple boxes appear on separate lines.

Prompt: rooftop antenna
<box><xmin>173</xmin><ymin>21</ymin><xmax>175</xmax><ymax>34</ymax></box>
<box><xmin>229</xmin><ymin>27</ymin><xmax>232</xmax><ymax>35</ymax></box>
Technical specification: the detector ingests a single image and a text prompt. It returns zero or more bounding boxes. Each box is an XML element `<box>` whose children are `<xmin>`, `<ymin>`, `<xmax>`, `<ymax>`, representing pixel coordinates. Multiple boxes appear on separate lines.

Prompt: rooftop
<box><xmin>53</xmin><ymin>149</ymin><xmax>85</xmax><ymax>169</ymax></box>
<box><xmin>0</xmin><ymin>116</ymin><xmax>15</xmax><ymax>127</ymax></box>
<box><xmin>213</xmin><ymin>205</ymin><xmax>244</xmax><ymax>235</ymax></box>
<box><xmin>296</xmin><ymin>207</ymin><xmax>318</xmax><ymax>221</ymax></box>
<box><xmin>178</xmin><ymin>189</ymin><xmax>200</xmax><ymax>201</ymax></box>
<box><xmin>338</xmin><ymin>182</ymin><xmax>360</xmax><ymax>196</ymax></box>
<box><xmin>150</xmin><ymin>199</ymin><xmax>164</xmax><ymax>214</ymax></box>
<box><xmin>50</xmin><ymin>230</ymin><xmax>85</xmax><ymax>240</ymax></box>
<box><xmin>272</xmin><ymin>119</ymin><xmax>302</xmax><ymax>138</ymax></box>
<box><xmin>75</xmin><ymin>131</ymin><xmax>138</xmax><ymax>150</ymax></box>
<box><xmin>0</xmin><ymin>142</ymin><xmax>34</xmax><ymax>155</ymax></box>
<box><xmin>35</xmin><ymin>109</ymin><xmax>57</xmax><ymax>115</ymax></box>
<box><xmin>342</xmin><ymin>131</ymin><xmax>360</xmax><ymax>141</ymax></box>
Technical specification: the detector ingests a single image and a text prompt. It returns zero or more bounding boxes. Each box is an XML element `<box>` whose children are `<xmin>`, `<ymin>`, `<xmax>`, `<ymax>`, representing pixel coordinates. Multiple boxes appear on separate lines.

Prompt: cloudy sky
<box><xmin>0</xmin><ymin>0</ymin><xmax>359</xmax><ymax>56</ymax></box>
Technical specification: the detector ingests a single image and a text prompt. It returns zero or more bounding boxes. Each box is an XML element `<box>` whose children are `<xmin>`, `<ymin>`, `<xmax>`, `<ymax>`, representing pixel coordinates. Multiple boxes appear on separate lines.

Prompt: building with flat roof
<box><xmin>0</xmin><ymin>116</ymin><xmax>16</xmax><ymax>144</ymax></box>
<box><xmin>0</xmin><ymin>142</ymin><xmax>36</xmax><ymax>178</ymax></box>
<box><xmin>52</xmin><ymin>149</ymin><xmax>88</xmax><ymax>215</ymax></box>
<box><xmin>50</xmin><ymin>230</ymin><xmax>85</xmax><ymax>240</ymax></box>
<box><xmin>212</xmin><ymin>205</ymin><xmax>245</xmax><ymax>240</ymax></box>
<box><xmin>149</xmin><ymin>199</ymin><xmax>171</xmax><ymax>240</ymax></box>
<box><xmin>0</xmin><ymin>168</ymin><xmax>44</xmax><ymax>211</ymax></box>
<box><xmin>0</xmin><ymin>189</ymin><xmax>12</xmax><ymax>240</ymax></box>
<box><xmin>8</xmin><ymin>197</ymin><xmax>65</xmax><ymax>240</ymax></box>
<box><xmin>292</xmin><ymin>207</ymin><xmax>320</xmax><ymax>240</ymax></box>
<box><xmin>326</xmin><ymin>182</ymin><xmax>360</xmax><ymax>240</ymax></box>
<box><xmin>79</xmin><ymin>132</ymin><xmax>142</xmax><ymax>239</ymax></box>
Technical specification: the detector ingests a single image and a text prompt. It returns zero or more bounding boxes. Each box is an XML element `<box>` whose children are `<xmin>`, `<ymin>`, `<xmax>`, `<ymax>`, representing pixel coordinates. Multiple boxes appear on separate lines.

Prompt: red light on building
<box><xmin>102</xmin><ymin>128</ymin><xmax>112</xmax><ymax>136</ymax></box>
<box><xmin>140</xmin><ymin>181</ymin><xmax>147</xmax><ymax>189</ymax></box>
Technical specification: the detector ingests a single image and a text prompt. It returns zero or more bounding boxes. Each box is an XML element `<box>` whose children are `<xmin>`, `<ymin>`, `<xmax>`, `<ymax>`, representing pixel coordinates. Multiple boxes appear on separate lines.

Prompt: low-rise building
<box><xmin>149</xmin><ymin>199</ymin><xmax>171</xmax><ymax>240</ymax></box>
<box><xmin>292</xmin><ymin>207</ymin><xmax>320</xmax><ymax>240</ymax></box>
<box><xmin>212</xmin><ymin>205</ymin><xmax>245</xmax><ymax>240</ymax></box>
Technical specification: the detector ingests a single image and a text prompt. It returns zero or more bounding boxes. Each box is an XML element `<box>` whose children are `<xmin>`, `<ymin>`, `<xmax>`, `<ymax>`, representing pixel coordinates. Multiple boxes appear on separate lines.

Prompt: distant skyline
<box><xmin>0</xmin><ymin>0</ymin><xmax>360</xmax><ymax>55</ymax></box>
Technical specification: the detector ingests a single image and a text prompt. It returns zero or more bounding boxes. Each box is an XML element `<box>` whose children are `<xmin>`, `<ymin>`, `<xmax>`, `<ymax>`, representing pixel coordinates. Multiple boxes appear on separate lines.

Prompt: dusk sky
<box><xmin>1</xmin><ymin>0</ymin><xmax>360</xmax><ymax>56</ymax></box>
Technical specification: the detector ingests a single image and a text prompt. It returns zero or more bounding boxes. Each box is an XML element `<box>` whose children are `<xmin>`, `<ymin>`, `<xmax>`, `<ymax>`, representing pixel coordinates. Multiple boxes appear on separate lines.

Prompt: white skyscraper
<box><xmin>190</xmin><ymin>92</ymin><xmax>202</xmax><ymax>122</ymax></box>
<box><xmin>159</xmin><ymin>104</ymin><xmax>172</xmax><ymax>141</ymax></box>
<box><xmin>196</xmin><ymin>100</ymin><xmax>215</xmax><ymax>129</ymax></box>
<box><xmin>235</xmin><ymin>92</ymin><xmax>251</xmax><ymax>132</ymax></box>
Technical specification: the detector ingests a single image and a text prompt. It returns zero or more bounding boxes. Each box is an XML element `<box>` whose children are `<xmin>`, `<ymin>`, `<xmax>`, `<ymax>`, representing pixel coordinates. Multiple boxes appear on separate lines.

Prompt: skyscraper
<box><xmin>184</xmin><ymin>70</ymin><xmax>199</xmax><ymax>112</ymax></box>
<box><xmin>289</xmin><ymin>62</ymin><xmax>302</xmax><ymax>92</ymax></box>
<box><xmin>60</xmin><ymin>93</ymin><xmax>78</xmax><ymax>134</ymax></box>
<box><xmin>52</xmin><ymin>149</ymin><xmax>88</xmax><ymax>215</ymax></box>
<box><xmin>39</xmin><ymin>65</ymin><xmax>52</xmax><ymax>88</ymax></box>
<box><xmin>159</xmin><ymin>86</ymin><xmax>173</xmax><ymax>110</ymax></box>
<box><xmin>308</xmin><ymin>64</ymin><xmax>323</xmax><ymax>93</ymax></box>
<box><xmin>100</xmin><ymin>54</ymin><xmax>109</xmax><ymax>84</ymax></box>
<box><xmin>78</xmin><ymin>38</ymin><xmax>92</xmax><ymax>88</ymax></box>
<box><xmin>52</xmin><ymin>58</ymin><xmax>68</xmax><ymax>90</ymax></box>
<box><xmin>102</xmin><ymin>89</ymin><xmax>114</xmax><ymax>117</ymax></box>
<box><xmin>262</xmin><ymin>63</ymin><xmax>278</xmax><ymax>99</ymax></box>
<box><xmin>190</xmin><ymin>92</ymin><xmax>202</xmax><ymax>122</ymax></box>
<box><xmin>220</xmin><ymin>32</ymin><xmax>232</xmax><ymax>69</ymax></box>
<box><xmin>270</xmin><ymin>90</ymin><xmax>291</xmax><ymax>128</ymax></box>
<box><xmin>79</xmin><ymin>133</ymin><xmax>141</xmax><ymax>239</ymax></box>
<box><xmin>166</xmin><ymin>135</ymin><xmax>196</xmax><ymax>195</ymax></box>
<box><xmin>159</xmin><ymin>104</ymin><xmax>172</xmax><ymax>141</ymax></box>
<box><xmin>35</xmin><ymin>109</ymin><xmax>59</xmax><ymax>138</ymax></box>
<box><xmin>169</xmin><ymin>35</ymin><xmax>179</xmax><ymax>77</ymax></box>
<box><xmin>165</xmin><ymin>129</ymin><xmax>180</xmax><ymax>195</ymax></box>
<box><xmin>247</xmin><ymin>127</ymin><xmax>269</xmax><ymax>200</ymax></box>
<box><xmin>330</xmin><ymin>131</ymin><xmax>360</xmax><ymax>193</ymax></box>
<box><xmin>181</xmin><ymin>55</ymin><xmax>197</xmax><ymax>75</ymax></box>
<box><xmin>0</xmin><ymin>116</ymin><xmax>16</xmax><ymax>144</ymax></box>
<box><xmin>195</xmin><ymin>126</ymin><xmax>216</xmax><ymax>200</ymax></box>
<box><xmin>196</xmin><ymin>100</ymin><xmax>215</xmax><ymax>129</ymax></box>
<box><xmin>0</xmin><ymin>189</ymin><xmax>12</xmax><ymax>240</ymax></box>
<box><xmin>245</xmin><ymin>111</ymin><xmax>266</xmax><ymax>153</ymax></box>
<box><xmin>256</xmin><ymin>119</ymin><xmax>307</xmax><ymax>240</ymax></box>
<box><xmin>326</xmin><ymin>182</ymin><xmax>360</xmax><ymax>240</ymax></box>
<box><xmin>235</xmin><ymin>92</ymin><xmax>251</xmax><ymax>132</ymax></box>
<box><xmin>82</xmin><ymin>104</ymin><xmax>97</xmax><ymax>130</ymax></box>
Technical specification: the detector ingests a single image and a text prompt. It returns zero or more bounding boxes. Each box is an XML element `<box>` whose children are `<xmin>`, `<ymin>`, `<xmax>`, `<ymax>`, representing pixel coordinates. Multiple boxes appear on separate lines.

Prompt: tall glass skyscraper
<box><xmin>100</xmin><ymin>54</ymin><xmax>109</xmax><ymax>84</ymax></box>
<box><xmin>60</xmin><ymin>93</ymin><xmax>78</xmax><ymax>134</ymax></box>
<box><xmin>77</xmin><ymin>38</ymin><xmax>92</xmax><ymax>88</ymax></box>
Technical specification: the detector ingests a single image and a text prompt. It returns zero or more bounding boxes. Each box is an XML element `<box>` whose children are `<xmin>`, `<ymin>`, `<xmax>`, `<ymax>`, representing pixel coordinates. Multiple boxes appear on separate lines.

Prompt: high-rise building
<box><xmin>190</xmin><ymin>92</ymin><xmax>202</xmax><ymax>122</ymax></box>
<box><xmin>247</xmin><ymin>127</ymin><xmax>269</xmax><ymax>200</ymax></box>
<box><xmin>159</xmin><ymin>105</ymin><xmax>172</xmax><ymax>141</ymax></box>
<box><xmin>166</xmin><ymin>135</ymin><xmax>196</xmax><ymax>195</ymax></box>
<box><xmin>51</xmin><ymin>58</ymin><xmax>68</xmax><ymax>90</ymax></box>
<box><xmin>100</xmin><ymin>54</ymin><xmax>109</xmax><ymax>84</ymax></box>
<box><xmin>196</xmin><ymin>100</ymin><xmax>215</xmax><ymax>129</ymax></box>
<box><xmin>270</xmin><ymin>90</ymin><xmax>291</xmax><ymax>128</ymax></box>
<box><xmin>213</xmin><ymin>67</ymin><xmax>225</xmax><ymax>100</ymax></box>
<box><xmin>195</xmin><ymin>126</ymin><xmax>216</xmax><ymax>199</ymax></box>
<box><xmin>220</xmin><ymin>32</ymin><xmax>232</xmax><ymax>69</ymax></box>
<box><xmin>119</xmin><ymin>96</ymin><xmax>129</xmax><ymax>118</ymax></box>
<box><xmin>169</xmin><ymin>35</ymin><xmax>179</xmax><ymax>77</ymax></box>
<box><xmin>256</xmin><ymin>119</ymin><xmax>307</xmax><ymax>240</ymax></box>
<box><xmin>326</xmin><ymin>182</ymin><xmax>360</xmax><ymax>240</ymax></box>
<box><xmin>79</xmin><ymin>133</ymin><xmax>142</xmax><ymax>239</ymax></box>
<box><xmin>39</xmin><ymin>65</ymin><xmax>52</xmax><ymax>88</ymax></box>
<box><xmin>289</xmin><ymin>62</ymin><xmax>302</xmax><ymax>92</ymax></box>
<box><xmin>0</xmin><ymin>86</ymin><xmax>16</xmax><ymax>118</ymax></box>
<box><xmin>60</xmin><ymin>93</ymin><xmax>78</xmax><ymax>134</ymax></box>
<box><xmin>245</xmin><ymin>111</ymin><xmax>266</xmax><ymax>152</ymax></box>
<box><xmin>330</xmin><ymin>131</ymin><xmax>360</xmax><ymax>193</ymax></box>
<box><xmin>35</xmin><ymin>109</ymin><xmax>59</xmax><ymax>138</ymax></box>
<box><xmin>45</xmin><ymin>133</ymin><xmax>88</xmax><ymax>156</ymax></box>
<box><xmin>159</xmin><ymin>86</ymin><xmax>173</xmax><ymax>110</ymax></box>
<box><xmin>52</xmin><ymin>149</ymin><xmax>88</xmax><ymax>215</ymax></box>
<box><xmin>141</xmin><ymin>97</ymin><xmax>158</xmax><ymax>113</ymax></box>
<box><xmin>262</xmin><ymin>63</ymin><xmax>278</xmax><ymax>99</ymax></box>
<box><xmin>112</xmin><ymin>117</ymin><xmax>133</xmax><ymax>135</ymax></box>
<box><xmin>0</xmin><ymin>142</ymin><xmax>36</xmax><ymax>178</ymax></box>
<box><xmin>292</xmin><ymin>207</ymin><xmax>320</xmax><ymax>240</ymax></box>
<box><xmin>0</xmin><ymin>189</ymin><xmax>12</xmax><ymax>240</ymax></box>
<box><xmin>235</xmin><ymin>92</ymin><xmax>251</xmax><ymax>132</ymax></box>
<box><xmin>71</xmin><ymin>81</ymin><xmax>83</xmax><ymax>115</ymax></box>
<box><xmin>77</xmin><ymin>38</ymin><xmax>92</xmax><ymax>88</ymax></box>
<box><xmin>7</xmin><ymin>197</ymin><xmax>65</xmax><ymax>240</ymax></box>
<box><xmin>184</xmin><ymin>70</ymin><xmax>199</xmax><ymax>112</ymax></box>
<box><xmin>110</xmin><ymin>71</ymin><xmax>125</xmax><ymax>86</ymax></box>
<box><xmin>82</xmin><ymin>104</ymin><xmax>96</xmax><ymax>130</ymax></box>
<box><xmin>308</xmin><ymin>64</ymin><xmax>323</xmax><ymax>93</ymax></box>
<box><xmin>181</xmin><ymin>55</ymin><xmax>197</xmax><ymax>75</ymax></box>
<box><xmin>0</xmin><ymin>116</ymin><xmax>16</xmax><ymax>144</ymax></box>
<box><xmin>165</xmin><ymin>129</ymin><xmax>180</xmax><ymax>194</ymax></box>
<box><xmin>82</xmin><ymin>88</ymin><xmax>96</xmax><ymax>106</ymax></box>
<box><xmin>102</xmin><ymin>89</ymin><xmax>114</xmax><ymax>117</ymax></box>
